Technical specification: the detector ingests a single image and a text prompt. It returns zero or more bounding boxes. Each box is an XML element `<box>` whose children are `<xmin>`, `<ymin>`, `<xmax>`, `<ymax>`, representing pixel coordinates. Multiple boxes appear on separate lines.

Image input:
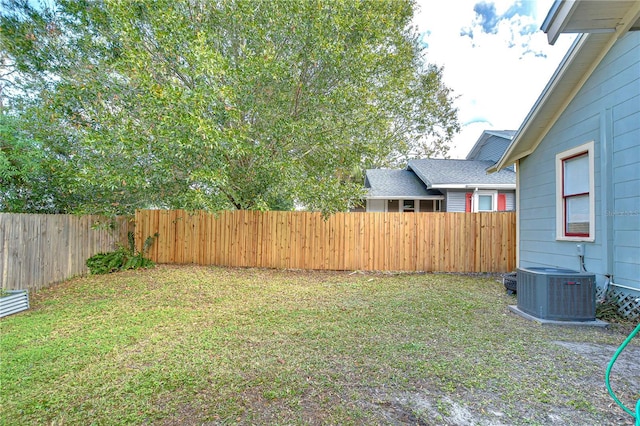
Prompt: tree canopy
<box><xmin>0</xmin><ymin>0</ymin><xmax>459</xmax><ymax>215</ymax></box>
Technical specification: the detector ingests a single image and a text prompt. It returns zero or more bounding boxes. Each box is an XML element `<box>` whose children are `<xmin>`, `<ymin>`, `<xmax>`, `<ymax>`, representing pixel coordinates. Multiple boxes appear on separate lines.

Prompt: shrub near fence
<box><xmin>0</xmin><ymin>214</ymin><xmax>132</xmax><ymax>291</ymax></box>
<box><xmin>135</xmin><ymin>210</ymin><xmax>516</xmax><ymax>273</ymax></box>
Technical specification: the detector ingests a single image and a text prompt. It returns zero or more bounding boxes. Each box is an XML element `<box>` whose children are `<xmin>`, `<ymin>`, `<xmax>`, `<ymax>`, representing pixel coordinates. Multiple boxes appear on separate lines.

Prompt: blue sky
<box><xmin>414</xmin><ymin>0</ymin><xmax>576</xmax><ymax>158</ymax></box>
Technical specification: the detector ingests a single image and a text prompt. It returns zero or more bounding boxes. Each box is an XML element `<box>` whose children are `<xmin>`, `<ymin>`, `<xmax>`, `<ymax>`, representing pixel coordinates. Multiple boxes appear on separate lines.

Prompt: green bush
<box><xmin>86</xmin><ymin>232</ymin><xmax>157</xmax><ymax>275</ymax></box>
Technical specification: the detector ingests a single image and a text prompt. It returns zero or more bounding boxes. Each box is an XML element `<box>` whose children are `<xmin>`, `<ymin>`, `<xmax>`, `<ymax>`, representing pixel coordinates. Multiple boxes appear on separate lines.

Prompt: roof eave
<box><xmin>431</xmin><ymin>184</ymin><xmax>516</xmax><ymax>190</ymax></box>
<box><xmin>467</xmin><ymin>184</ymin><xmax>516</xmax><ymax>190</ymax></box>
<box><xmin>465</xmin><ymin>132</ymin><xmax>492</xmax><ymax>160</ymax></box>
<box><xmin>541</xmin><ymin>0</ymin><xmax>579</xmax><ymax>45</ymax></box>
<box><xmin>490</xmin><ymin>0</ymin><xmax>640</xmax><ymax>174</ymax></box>
<box><xmin>365</xmin><ymin>195</ymin><xmax>445</xmax><ymax>200</ymax></box>
<box><xmin>488</xmin><ymin>33</ymin><xmax>599</xmax><ymax>173</ymax></box>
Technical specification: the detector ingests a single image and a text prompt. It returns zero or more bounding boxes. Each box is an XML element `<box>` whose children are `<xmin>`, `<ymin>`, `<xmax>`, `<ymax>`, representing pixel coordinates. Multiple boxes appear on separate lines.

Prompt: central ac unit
<box><xmin>517</xmin><ymin>267</ymin><xmax>596</xmax><ymax>321</ymax></box>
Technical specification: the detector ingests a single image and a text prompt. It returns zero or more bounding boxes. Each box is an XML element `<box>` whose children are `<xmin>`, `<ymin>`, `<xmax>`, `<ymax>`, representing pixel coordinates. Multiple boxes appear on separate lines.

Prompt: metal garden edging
<box><xmin>0</xmin><ymin>290</ymin><xmax>30</xmax><ymax>318</ymax></box>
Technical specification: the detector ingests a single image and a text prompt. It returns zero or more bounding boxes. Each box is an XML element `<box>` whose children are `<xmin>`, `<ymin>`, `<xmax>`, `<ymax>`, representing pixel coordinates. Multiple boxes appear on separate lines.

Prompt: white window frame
<box><xmin>555</xmin><ymin>141</ymin><xmax>595</xmax><ymax>242</ymax></box>
<box><xmin>473</xmin><ymin>190</ymin><xmax>497</xmax><ymax>212</ymax></box>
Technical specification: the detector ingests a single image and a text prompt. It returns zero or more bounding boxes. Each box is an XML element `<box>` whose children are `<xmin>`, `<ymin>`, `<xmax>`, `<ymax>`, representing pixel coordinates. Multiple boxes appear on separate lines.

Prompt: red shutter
<box><xmin>465</xmin><ymin>192</ymin><xmax>472</xmax><ymax>212</ymax></box>
<box><xmin>498</xmin><ymin>194</ymin><xmax>506</xmax><ymax>211</ymax></box>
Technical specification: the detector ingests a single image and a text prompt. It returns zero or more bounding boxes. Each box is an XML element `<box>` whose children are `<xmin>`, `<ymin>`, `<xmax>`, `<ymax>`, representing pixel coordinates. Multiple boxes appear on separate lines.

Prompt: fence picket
<box><xmin>1</xmin><ymin>214</ymin><xmax>131</xmax><ymax>291</ymax></box>
<box><xmin>134</xmin><ymin>210</ymin><xmax>515</xmax><ymax>273</ymax></box>
<box><xmin>1</xmin><ymin>211</ymin><xmax>516</xmax><ymax>293</ymax></box>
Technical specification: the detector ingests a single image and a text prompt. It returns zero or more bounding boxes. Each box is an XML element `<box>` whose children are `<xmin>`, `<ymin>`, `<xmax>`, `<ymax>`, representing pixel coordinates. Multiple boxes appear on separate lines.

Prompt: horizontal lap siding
<box><xmin>501</xmin><ymin>192</ymin><xmax>516</xmax><ymax>211</ymax></box>
<box><xmin>473</xmin><ymin>137</ymin><xmax>510</xmax><ymax>162</ymax></box>
<box><xmin>518</xmin><ymin>31</ymin><xmax>640</xmax><ymax>291</ymax></box>
<box><xmin>446</xmin><ymin>191</ymin><xmax>467</xmax><ymax>212</ymax></box>
<box><xmin>135</xmin><ymin>210</ymin><xmax>516</xmax><ymax>273</ymax></box>
<box><xmin>611</xmin><ymin>83</ymin><xmax>640</xmax><ymax>288</ymax></box>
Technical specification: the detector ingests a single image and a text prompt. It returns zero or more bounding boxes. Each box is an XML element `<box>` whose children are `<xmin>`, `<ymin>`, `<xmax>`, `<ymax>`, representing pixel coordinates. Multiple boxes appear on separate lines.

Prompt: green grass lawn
<box><xmin>1</xmin><ymin>265</ymin><xmax>637</xmax><ymax>425</ymax></box>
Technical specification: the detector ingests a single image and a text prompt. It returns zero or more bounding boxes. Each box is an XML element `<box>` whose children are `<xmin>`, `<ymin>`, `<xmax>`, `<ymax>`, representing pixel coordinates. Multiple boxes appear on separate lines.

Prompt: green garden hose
<box><xmin>605</xmin><ymin>322</ymin><xmax>640</xmax><ymax>425</ymax></box>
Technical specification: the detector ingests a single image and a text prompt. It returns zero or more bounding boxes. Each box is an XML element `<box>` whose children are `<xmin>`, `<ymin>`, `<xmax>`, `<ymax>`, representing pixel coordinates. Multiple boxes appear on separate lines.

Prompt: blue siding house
<box><xmin>490</xmin><ymin>0</ymin><xmax>640</xmax><ymax>319</ymax></box>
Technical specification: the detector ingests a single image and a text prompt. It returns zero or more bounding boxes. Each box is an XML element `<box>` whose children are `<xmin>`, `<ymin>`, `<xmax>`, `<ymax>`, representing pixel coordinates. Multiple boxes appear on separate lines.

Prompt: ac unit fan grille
<box><xmin>517</xmin><ymin>267</ymin><xmax>596</xmax><ymax>321</ymax></box>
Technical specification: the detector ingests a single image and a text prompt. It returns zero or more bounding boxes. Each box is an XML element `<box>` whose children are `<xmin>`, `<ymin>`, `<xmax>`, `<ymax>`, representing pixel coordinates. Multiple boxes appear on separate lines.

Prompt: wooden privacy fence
<box><xmin>1</xmin><ymin>214</ymin><xmax>132</xmax><ymax>291</ymax></box>
<box><xmin>135</xmin><ymin>210</ymin><xmax>516</xmax><ymax>273</ymax></box>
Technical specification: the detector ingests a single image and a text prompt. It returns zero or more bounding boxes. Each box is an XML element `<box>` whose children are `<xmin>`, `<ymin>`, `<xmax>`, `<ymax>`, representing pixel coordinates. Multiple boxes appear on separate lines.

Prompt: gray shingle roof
<box><xmin>365</xmin><ymin>169</ymin><xmax>443</xmax><ymax>198</ymax></box>
<box><xmin>407</xmin><ymin>159</ymin><xmax>516</xmax><ymax>187</ymax></box>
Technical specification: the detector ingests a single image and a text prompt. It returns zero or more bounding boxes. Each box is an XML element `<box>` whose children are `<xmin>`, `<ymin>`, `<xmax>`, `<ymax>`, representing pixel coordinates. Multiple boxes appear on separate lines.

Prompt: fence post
<box><xmin>132</xmin><ymin>210</ymin><xmax>516</xmax><ymax>274</ymax></box>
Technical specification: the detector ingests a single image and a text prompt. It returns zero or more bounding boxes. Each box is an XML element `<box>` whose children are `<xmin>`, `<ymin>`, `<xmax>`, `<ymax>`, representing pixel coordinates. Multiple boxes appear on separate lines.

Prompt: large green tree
<box><xmin>1</xmin><ymin>0</ymin><xmax>459</xmax><ymax>215</ymax></box>
<box><xmin>0</xmin><ymin>113</ymin><xmax>51</xmax><ymax>212</ymax></box>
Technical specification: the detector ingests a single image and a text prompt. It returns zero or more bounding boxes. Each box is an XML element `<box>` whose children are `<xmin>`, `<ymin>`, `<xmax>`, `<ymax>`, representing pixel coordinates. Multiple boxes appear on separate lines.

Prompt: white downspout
<box><xmin>473</xmin><ymin>187</ymin><xmax>478</xmax><ymax>212</ymax></box>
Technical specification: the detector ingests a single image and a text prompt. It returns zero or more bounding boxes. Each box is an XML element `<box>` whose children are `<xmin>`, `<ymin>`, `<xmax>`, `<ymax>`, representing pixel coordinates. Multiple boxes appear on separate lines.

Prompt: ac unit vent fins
<box><xmin>517</xmin><ymin>267</ymin><xmax>596</xmax><ymax>321</ymax></box>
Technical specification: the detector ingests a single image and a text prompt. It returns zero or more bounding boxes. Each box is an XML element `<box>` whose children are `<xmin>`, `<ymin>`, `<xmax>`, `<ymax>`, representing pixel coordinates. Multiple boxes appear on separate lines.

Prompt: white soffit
<box><xmin>544</xmin><ymin>0</ymin><xmax>640</xmax><ymax>45</ymax></box>
<box><xmin>489</xmin><ymin>0</ymin><xmax>640</xmax><ymax>173</ymax></box>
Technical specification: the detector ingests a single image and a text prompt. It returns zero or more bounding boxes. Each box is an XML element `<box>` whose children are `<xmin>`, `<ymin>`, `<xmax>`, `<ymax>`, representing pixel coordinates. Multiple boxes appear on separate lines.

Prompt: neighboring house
<box><xmin>489</xmin><ymin>0</ymin><xmax>640</xmax><ymax>306</ymax></box>
<box><xmin>363</xmin><ymin>169</ymin><xmax>444</xmax><ymax>213</ymax></box>
<box><xmin>363</xmin><ymin>130</ymin><xmax>516</xmax><ymax>212</ymax></box>
<box><xmin>407</xmin><ymin>159</ymin><xmax>515</xmax><ymax>213</ymax></box>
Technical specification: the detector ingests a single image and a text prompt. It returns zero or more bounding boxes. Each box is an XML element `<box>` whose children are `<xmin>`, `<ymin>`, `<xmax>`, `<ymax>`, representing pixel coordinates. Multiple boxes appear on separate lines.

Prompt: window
<box><xmin>402</xmin><ymin>199</ymin><xmax>415</xmax><ymax>212</ymax></box>
<box><xmin>466</xmin><ymin>191</ymin><xmax>506</xmax><ymax>212</ymax></box>
<box><xmin>478</xmin><ymin>194</ymin><xmax>494</xmax><ymax>211</ymax></box>
<box><xmin>556</xmin><ymin>142</ymin><xmax>595</xmax><ymax>241</ymax></box>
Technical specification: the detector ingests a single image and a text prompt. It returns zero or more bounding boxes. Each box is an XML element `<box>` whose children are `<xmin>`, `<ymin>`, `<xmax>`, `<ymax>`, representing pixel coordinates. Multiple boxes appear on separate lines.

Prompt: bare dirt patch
<box><xmin>351</xmin><ymin>326</ymin><xmax>640</xmax><ymax>426</ymax></box>
<box><xmin>553</xmin><ymin>341</ymin><xmax>640</xmax><ymax>390</ymax></box>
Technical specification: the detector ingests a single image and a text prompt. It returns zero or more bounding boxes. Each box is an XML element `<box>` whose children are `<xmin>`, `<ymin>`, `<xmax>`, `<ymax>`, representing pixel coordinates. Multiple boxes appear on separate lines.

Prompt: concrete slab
<box><xmin>508</xmin><ymin>305</ymin><xmax>609</xmax><ymax>327</ymax></box>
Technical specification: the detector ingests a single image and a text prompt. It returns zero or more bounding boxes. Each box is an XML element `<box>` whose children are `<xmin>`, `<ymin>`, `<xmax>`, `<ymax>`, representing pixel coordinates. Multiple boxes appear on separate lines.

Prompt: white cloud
<box><xmin>414</xmin><ymin>0</ymin><xmax>576</xmax><ymax>158</ymax></box>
